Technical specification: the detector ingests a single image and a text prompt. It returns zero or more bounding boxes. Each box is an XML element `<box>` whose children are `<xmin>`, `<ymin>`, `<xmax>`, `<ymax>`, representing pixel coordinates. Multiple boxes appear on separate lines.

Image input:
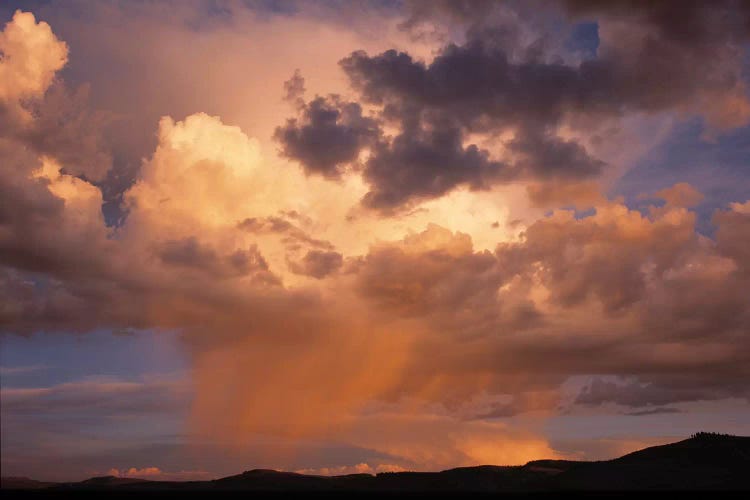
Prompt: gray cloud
<box><xmin>623</xmin><ymin>407</ymin><xmax>681</xmax><ymax>417</ymax></box>
<box><xmin>576</xmin><ymin>378</ymin><xmax>746</xmax><ymax>408</ymax></box>
<box><xmin>275</xmin><ymin>95</ymin><xmax>380</xmax><ymax>178</ymax></box>
<box><xmin>270</xmin><ymin>0</ymin><xmax>750</xmax><ymax>210</ymax></box>
<box><xmin>283</xmin><ymin>69</ymin><xmax>306</xmax><ymax>104</ymax></box>
<box><xmin>0</xmin><ymin>76</ymin><xmax>112</xmax><ymax>183</ymax></box>
<box><xmin>361</xmin><ymin>117</ymin><xmax>509</xmax><ymax>210</ymax></box>
<box><xmin>0</xmin><ymin>377</ymin><xmax>189</xmax><ymax>417</ymax></box>
<box><xmin>157</xmin><ymin>237</ymin><xmax>275</xmax><ymax>281</ymax></box>
<box><xmin>288</xmin><ymin>250</ymin><xmax>344</xmax><ymax>279</ymax></box>
<box><xmin>238</xmin><ymin>214</ymin><xmax>335</xmax><ymax>251</ymax></box>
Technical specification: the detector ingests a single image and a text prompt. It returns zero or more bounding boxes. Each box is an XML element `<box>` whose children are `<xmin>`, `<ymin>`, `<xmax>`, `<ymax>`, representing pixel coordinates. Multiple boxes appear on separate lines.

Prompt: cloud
<box><xmin>0</xmin><ymin>10</ymin><xmax>68</xmax><ymax>119</ymax></box>
<box><xmin>16</xmin><ymin>82</ymin><xmax>112</xmax><ymax>181</ymax></box>
<box><xmin>1</xmin><ymin>4</ymin><xmax>749</xmax><ymax>476</ymax></box>
<box><xmin>0</xmin><ymin>364</ymin><xmax>47</xmax><ymax>376</ymax></box>
<box><xmin>10</xmin><ymin>0</ymin><xmax>424</xmax><ymax>224</ymax></box>
<box><xmin>336</xmin><ymin>42</ymin><xmax>612</xmax><ymax>210</ymax></box>
<box><xmin>360</xmin><ymin>117</ymin><xmax>509</xmax><ymax>211</ymax></box>
<box><xmin>575</xmin><ymin>378</ymin><xmax>729</xmax><ymax>408</ymax></box>
<box><xmin>526</xmin><ymin>181</ymin><xmax>604</xmax><ymax>209</ymax></box>
<box><xmin>107</xmin><ymin>467</ymin><xmax>211</xmax><ymax>481</ymax></box>
<box><xmin>268</xmin><ymin>0</ymin><xmax>750</xmax><ymax>210</ymax></box>
<box><xmin>623</xmin><ymin>407</ymin><xmax>681</xmax><ymax>417</ymax></box>
<box><xmin>0</xmin><ymin>376</ymin><xmax>190</xmax><ymax>417</ymax></box>
<box><xmin>654</xmin><ymin>182</ymin><xmax>704</xmax><ymax>208</ymax></box>
<box><xmin>157</xmin><ymin>237</ymin><xmax>277</xmax><ymax>282</ymax></box>
<box><xmin>713</xmin><ymin>200</ymin><xmax>750</xmax><ymax>274</ymax></box>
<box><xmin>405</xmin><ymin>0</ymin><xmax>750</xmax><ymax>129</ymax></box>
<box><xmin>507</xmin><ymin>129</ymin><xmax>605</xmax><ymax>179</ymax></box>
<box><xmin>238</xmin><ymin>214</ymin><xmax>335</xmax><ymax>252</ymax></box>
<box><xmin>275</xmin><ymin>94</ymin><xmax>380</xmax><ymax>178</ymax></box>
<box><xmin>282</xmin><ymin>69</ymin><xmax>306</xmax><ymax>104</ymax></box>
<box><xmin>354</xmin><ymin>223</ymin><xmax>503</xmax><ymax>318</ymax></box>
<box><xmin>561</xmin><ymin>0</ymin><xmax>750</xmax><ymax>132</ymax></box>
<box><xmin>295</xmin><ymin>462</ymin><xmax>405</xmax><ymax>476</ymax></box>
<box><xmin>0</xmin><ymin>11</ymin><xmax>110</xmax><ymax>181</ymax></box>
<box><xmin>288</xmin><ymin>250</ymin><xmax>343</xmax><ymax>279</ymax></box>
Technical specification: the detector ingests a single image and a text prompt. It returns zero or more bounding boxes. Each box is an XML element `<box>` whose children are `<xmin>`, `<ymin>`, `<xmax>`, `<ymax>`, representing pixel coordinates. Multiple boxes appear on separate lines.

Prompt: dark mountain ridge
<box><xmin>3</xmin><ymin>433</ymin><xmax>749</xmax><ymax>492</ymax></box>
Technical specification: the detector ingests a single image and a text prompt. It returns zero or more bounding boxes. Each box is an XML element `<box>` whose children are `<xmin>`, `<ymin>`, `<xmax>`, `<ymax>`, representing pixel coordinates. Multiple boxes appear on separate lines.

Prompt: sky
<box><xmin>1</xmin><ymin>0</ymin><xmax>749</xmax><ymax>482</ymax></box>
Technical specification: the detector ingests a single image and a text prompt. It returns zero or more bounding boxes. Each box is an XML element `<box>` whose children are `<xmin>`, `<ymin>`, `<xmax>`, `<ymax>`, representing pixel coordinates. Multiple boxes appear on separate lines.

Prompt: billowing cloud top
<box><xmin>1</xmin><ymin>1</ymin><xmax>749</xmax><ymax>479</ymax></box>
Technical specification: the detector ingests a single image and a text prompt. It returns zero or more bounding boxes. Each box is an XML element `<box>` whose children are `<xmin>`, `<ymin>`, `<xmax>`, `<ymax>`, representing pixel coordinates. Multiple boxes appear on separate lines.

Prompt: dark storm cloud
<box><xmin>288</xmin><ymin>249</ymin><xmax>344</xmax><ymax>279</ymax></box>
<box><xmin>275</xmin><ymin>95</ymin><xmax>380</xmax><ymax>178</ymax></box>
<box><xmin>341</xmin><ymin>23</ymin><xmax>746</xmax><ymax>128</ymax></box>
<box><xmin>576</xmin><ymin>377</ymin><xmax>748</xmax><ymax>408</ymax></box>
<box><xmin>270</xmin><ymin>31</ymin><xmax>614</xmax><ymax>211</ymax></box>
<box><xmin>271</xmin><ymin>0</ymin><xmax>750</xmax><ymax>211</ymax></box>
<box><xmin>361</xmin><ymin>118</ymin><xmax>509</xmax><ymax>210</ymax></box>
<box><xmin>399</xmin><ymin>0</ymin><xmax>499</xmax><ymax>29</ymax></box>
<box><xmin>562</xmin><ymin>0</ymin><xmax>750</xmax><ymax>44</ymax></box>
<box><xmin>292</xmin><ymin>37</ymin><xmax>612</xmax><ymax>210</ymax></box>
<box><xmin>340</xmin><ymin>42</ymin><xmax>600</xmax><ymax>128</ymax></box>
<box><xmin>157</xmin><ymin>237</ymin><xmax>273</xmax><ymax>279</ymax></box>
<box><xmin>508</xmin><ymin>129</ymin><xmax>604</xmax><ymax>179</ymax></box>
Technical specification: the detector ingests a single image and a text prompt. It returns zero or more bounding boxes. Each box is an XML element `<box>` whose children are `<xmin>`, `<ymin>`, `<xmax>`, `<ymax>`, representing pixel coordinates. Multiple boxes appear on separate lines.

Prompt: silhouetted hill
<box><xmin>0</xmin><ymin>477</ymin><xmax>58</xmax><ymax>490</ymax></box>
<box><xmin>3</xmin><ymin>434</ymin><xmax>749</xmax><ymax>493</ymax></box>
<box><xmin>551</xmin><ymin>434</ymin><xmax>750</xmax><ymax>491</ymax></box>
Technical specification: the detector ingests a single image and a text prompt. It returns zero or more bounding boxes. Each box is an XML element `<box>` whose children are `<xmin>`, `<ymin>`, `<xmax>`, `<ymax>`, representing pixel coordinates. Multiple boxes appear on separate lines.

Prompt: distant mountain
<box><xmin>551</xmin><ymin>433</ymin><xmax>750</xmax><ymax>491</ymax></box>
<box><xmin>78</xmin><ymin>475</ymin><xmax>149</xmax><ymax>486</ymax></box>
<box><xmin>3</xmin><ymin>434</ymin><xmax>749</xmax><ymax>492</ymax></box>
<box><xmin>0</xmin><ymin>477</ymin><xmax>58</xmax><ymax>490</ymax></box>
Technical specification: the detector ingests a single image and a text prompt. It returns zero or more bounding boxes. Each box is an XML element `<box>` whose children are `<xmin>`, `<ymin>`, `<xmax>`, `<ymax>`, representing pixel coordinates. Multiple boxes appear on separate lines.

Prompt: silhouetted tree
<box><xmin>691</xmin><ymin>431</ymin><xmax>735</xmax><ymax>439</ymax></box>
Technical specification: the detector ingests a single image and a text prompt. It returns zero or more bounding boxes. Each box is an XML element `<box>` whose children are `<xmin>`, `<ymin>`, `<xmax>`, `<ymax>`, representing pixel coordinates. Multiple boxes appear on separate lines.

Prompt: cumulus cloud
<box><xmin>157</xmin><ymin>237</ymin><xmax>277</xmax><ymax>282</ymax></box>
<box><xmin>360</xmin><ymin>117</ymin><xmax>508</xmax><ymax>210</ymax></box>
<box><xmin>288</xmin><ymin>250</ymin><xmax>343</xmax><ymax>279</ymax></box>
<box><xmin>654</xmin><ymin>182</ymin><xmax>705</xmax><ymax>208</ymax></box>
<box><xmin>17</xmin><ymin>82</ymin><xmax>112</xmax><ymax>181</ymax></box>
<box><xmin>107</xmin><ymin>467</ymin><xmax>211</xmax><ymax>481</ymax></box>
<box><xmin>334</xmin><ymin>42</ymin><xmax>611</xmax><ymax>210</ymax></box>
<box><xmin>295</xmin><ymin>463</ymin><xmax>405</xmax><ymax>476</ymax></box>
<box><xmin>0</xmin><ymin>10</ymin><xmax>67</xmax><ymax>119</ymax></box>
<box><xmin>270</xmin><ymin>0</ymin><xmax>750</xmax><ymax>211</ymax></box>
<box><xmin>0</xmin><ymin>11</ymin><xmax>110</xmax><ymax>180</ymax></box>
<box><xmin>275</xmin><ymin>94</ymin><xmax>379</xmax><ymax>178</ymax></box>
<box><xmin>526</xmin><ymin>181</ymin><xmax>604</xmax><ymax>209</ymax></box>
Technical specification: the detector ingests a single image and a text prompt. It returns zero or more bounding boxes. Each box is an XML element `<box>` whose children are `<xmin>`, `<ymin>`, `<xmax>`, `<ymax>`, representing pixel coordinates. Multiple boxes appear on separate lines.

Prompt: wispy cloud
<box><xmin>0</xmin><ymin>364</ymin><xmax>48</xmax><ymax>376</ymax></box>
